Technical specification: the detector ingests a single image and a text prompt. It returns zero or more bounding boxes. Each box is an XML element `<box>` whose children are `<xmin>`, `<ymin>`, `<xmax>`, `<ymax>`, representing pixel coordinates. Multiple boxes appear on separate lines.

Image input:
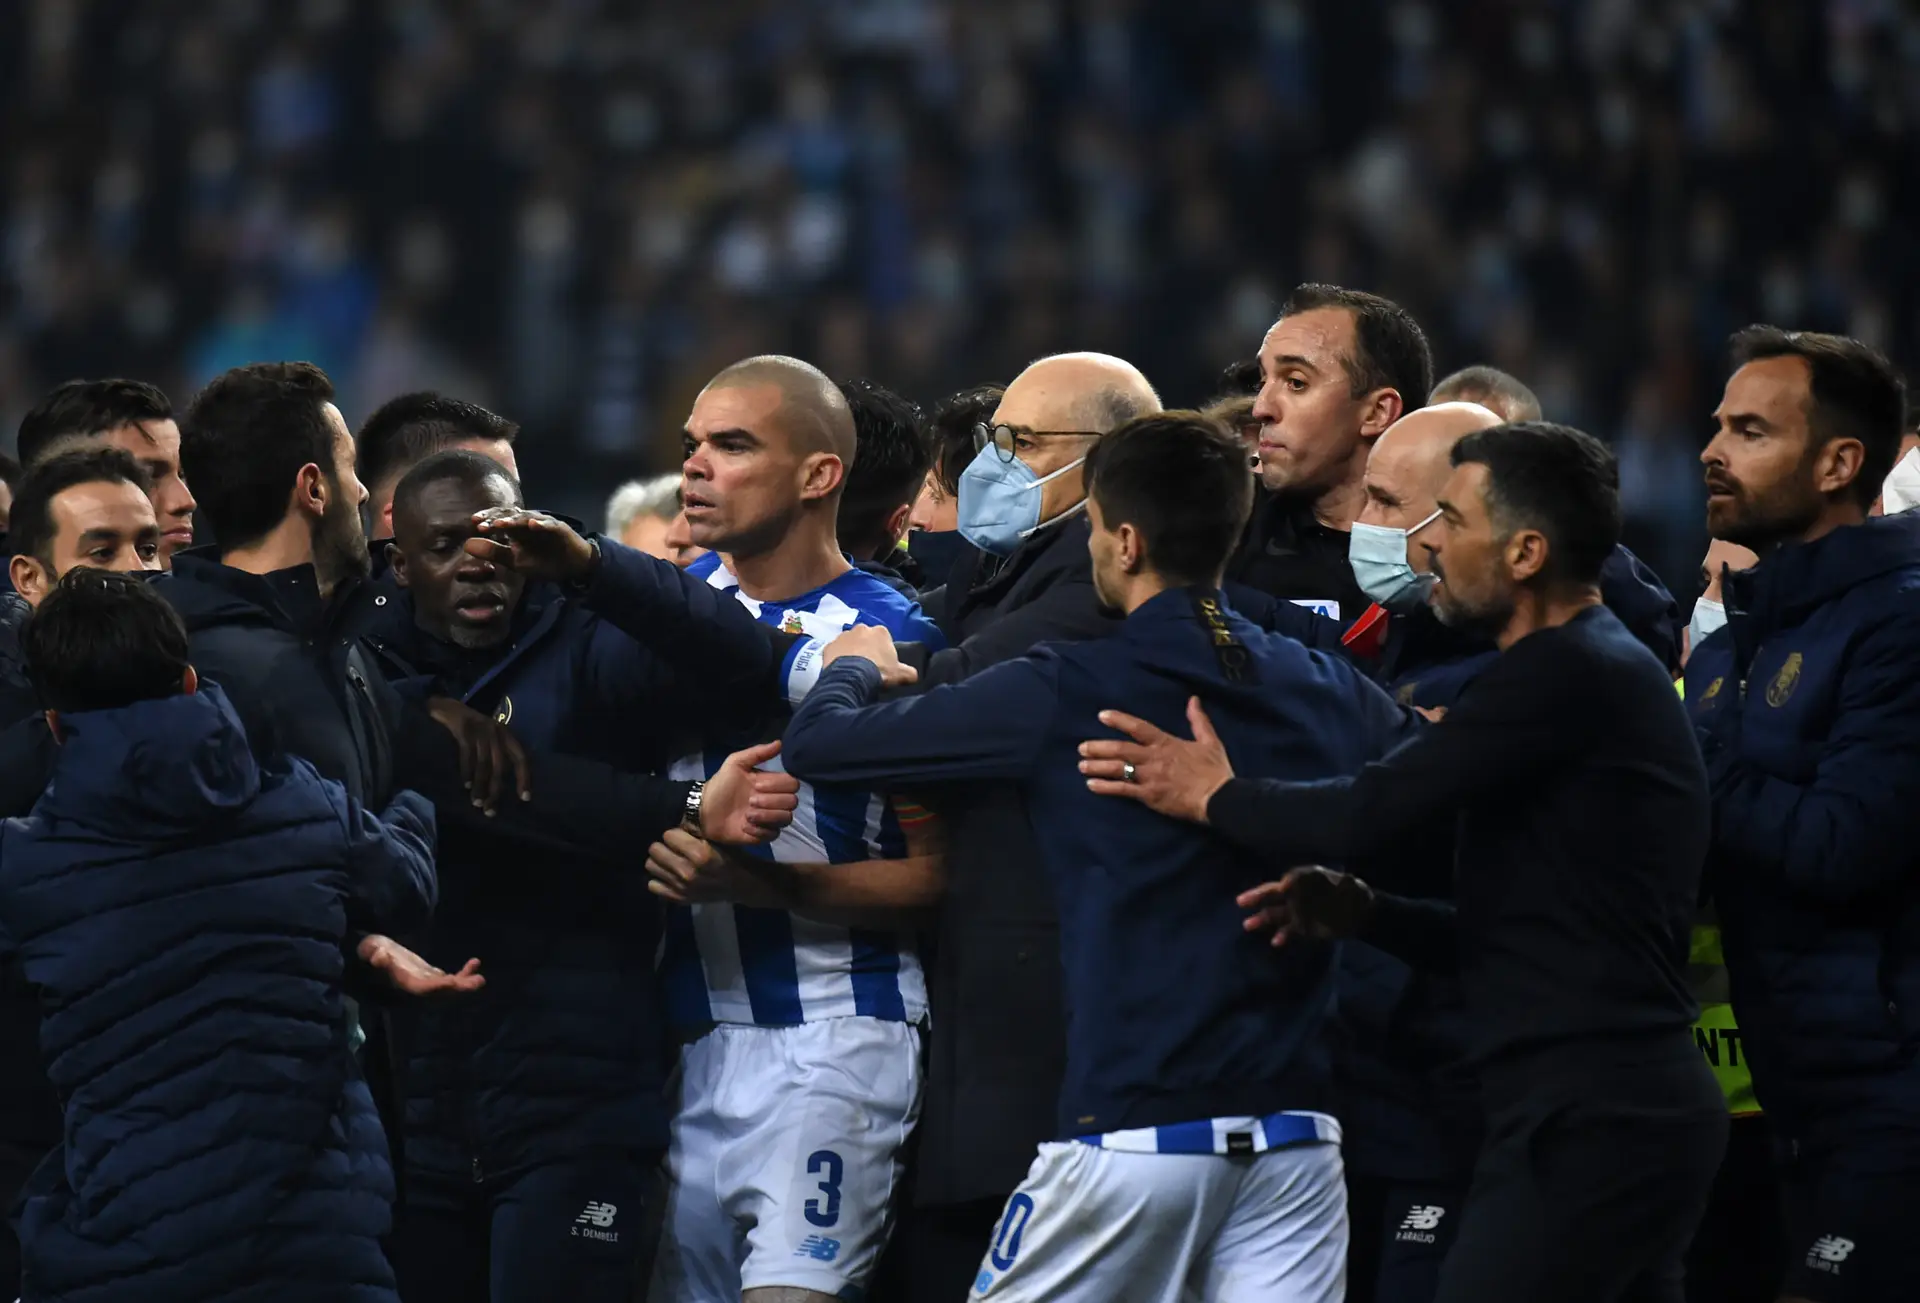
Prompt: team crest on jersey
<box><xmin>779</xmin><ymin>610</ymin><xmax>808</xmax><ymax>634</ymax></box>
<box><xmin>1701</xmin><ymin>677</ymin><xmax>1723</xmax><ymax>702</ymax></box>
<box><xmin>494</xmin><ymin>695</ymin><xmax>514</xmax><ymax>725</ymax></box>
<box><xmin>1766</xmin><ymin>653</ymin><xmax>1802</xmax><ymax>708</ymax></box>
<box><xmin>1395</xmin><ymin>682</ymin><xmax>1418</xmax><ymax>706</ymax></box>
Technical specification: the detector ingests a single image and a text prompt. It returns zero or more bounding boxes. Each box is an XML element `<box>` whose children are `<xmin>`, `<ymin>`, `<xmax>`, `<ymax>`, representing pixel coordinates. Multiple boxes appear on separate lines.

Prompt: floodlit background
<box><xmin>1</xmin><ymin>0</ymin><xmax>1914</xmax><ymax>587</ymax></box>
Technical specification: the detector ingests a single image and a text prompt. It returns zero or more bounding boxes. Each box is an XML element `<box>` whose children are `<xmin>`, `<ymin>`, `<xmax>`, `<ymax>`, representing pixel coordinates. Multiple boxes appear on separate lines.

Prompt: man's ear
<box><xmin>378</xmin><ymin>499</ymin><xmax>396</xmax><ymax>540</ymax></box>
<box><xmin>799</xmin><ymin>452</ymin><xmax>846</xmax><ymax>504</ymax></box>
<box><xmin>9</xmin><ymin>555</ymin><xmax>45</xmax><ymax>608</ymax></box>
<box><xmin>1813</xmin><ymin>437</ymin><xmax>1866</xmax><ymax>500</ymax></box>
<box><xmin>1359</xmin><ymin>388</ymin><xmax>1406</xmax><ymax>441</ymax></box>
<box><xmin>42</xmin><ymin>710</ymin><xmax>61</xmax><ymax>745</ymax></box>
<box><xmin>387</xmin><ymin>540</ymin><xmax>409</xmax><ymax>588</ymax></box>
<box><xmin>294</xmin><ymin>462</ymin><xmax>327</xmax><ymax>520</ymax></box>
<box><xmin>1117</xmin><ymin>521</ymin><xmax>1146</xmax><ymax>574</ymax></box>
<box><xmin>181</xmin><ymin>665</ymin><xmax>199</xmax><ymax>697</ymax></box>
<box><xmin>883</xmin><ymin>502</ymin><xmax>913</xmax><ymax>552</ymax></box>
<box><xmin>1507</xmin><ymin>528</ymin><xmax>1550</xmax><ymax>583</ymax></box>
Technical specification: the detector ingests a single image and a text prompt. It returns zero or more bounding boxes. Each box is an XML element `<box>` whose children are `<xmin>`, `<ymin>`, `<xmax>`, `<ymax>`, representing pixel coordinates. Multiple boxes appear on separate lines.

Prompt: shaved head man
<box><xmin>655</xmin><ymin>359</ymin><xmax>947</xmax><ymax>1303</ymax></box>
<box><xmin>680</xmin><ymin>353</ymin><xmax>858</xmax><ymax>601</ymax></box>
<box><xmin>1352</xmin><ymin>402</ymin><xmax>1504</xmax><ymax>610</ymax></box>
<box><xmin>957</xmin><ymin>352</ymin><xmax>1161</xmax><ymax>555</ymax></box>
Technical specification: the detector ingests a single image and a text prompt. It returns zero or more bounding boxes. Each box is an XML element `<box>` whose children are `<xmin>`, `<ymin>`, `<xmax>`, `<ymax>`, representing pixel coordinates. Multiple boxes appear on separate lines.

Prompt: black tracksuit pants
<box><xmin>1437</xmin><ymin>1037</ymin><xmax>1727</xmax><ymax>1303</ymax></box>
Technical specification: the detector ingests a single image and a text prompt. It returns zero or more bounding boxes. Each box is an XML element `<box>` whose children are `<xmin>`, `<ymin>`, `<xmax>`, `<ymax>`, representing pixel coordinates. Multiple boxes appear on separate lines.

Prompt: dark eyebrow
<box><xmin>1272</xmin><ymin>354</ymin><xmax>1321</xmax><ymax>374</ymax></box>
<box><xmin>1436</xmin><ymin>495</ymin><xmax>1462</xmax><ymax>520</ymax></box>
<box><xmin>77</xmin><ymin>527</ymin><xmax>128</xmax><ymax>547</ymax></box>
<box><xmin>686</xmin><ymin>426</ymin><xmax>762</xmax><ymax>446</ymax></box>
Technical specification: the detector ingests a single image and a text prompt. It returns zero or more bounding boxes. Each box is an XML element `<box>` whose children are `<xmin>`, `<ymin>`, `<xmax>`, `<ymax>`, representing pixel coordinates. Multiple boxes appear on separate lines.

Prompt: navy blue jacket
<box><xmin>363</xmin><ymin>537</ymin><xmax>783</xmax><ymax>1171</ymax></box>
<box><xmin>1688</xmin><ymin>513</ymin><xmax>1920</xmax><ymax>1149</ymax></box>
<box><xmin>784</xmin><ymin>587</ymin><xmax>1417</xmax><ymax>1137</ymax></box>
<box><xmin>0</xmin><ymin>686</ymin><xmax>435</xmax><ymax>1302</ymax></box>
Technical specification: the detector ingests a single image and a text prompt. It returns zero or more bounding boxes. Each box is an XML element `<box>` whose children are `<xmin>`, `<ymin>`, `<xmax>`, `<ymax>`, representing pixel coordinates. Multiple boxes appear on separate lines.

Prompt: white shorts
<box><xmin>647</xmin><ymin>1017</ymin><xmax>923</xmax><ymax>1301</ymax></box>
<box><xmin>971</xmin><ymin>1138</ymin><xmax>1347</xmax><ymax>1303</ymax></box>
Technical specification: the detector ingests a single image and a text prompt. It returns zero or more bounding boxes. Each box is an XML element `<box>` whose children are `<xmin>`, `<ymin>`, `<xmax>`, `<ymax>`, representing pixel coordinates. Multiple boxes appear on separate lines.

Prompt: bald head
<box><xmin>986</xmin><ymin>353</ymin><xmax>1162</xmax><ymax>528</ymax></box>
<box><xmin>1431</xmin><ymin>365</ymin><xmax>1542</xmax><ymax>424</ymax></box>
<box><xmin>997</xmin><ymin>352</ymin><xmax>1161</xmax><ymax>435</ymax></box>
<box><xmin>705</xmin><ymin>354</ymin><xmax>857</xmax><ymax>467</ymax></box>
<box><xmin>1358</xmin><ymin>402</ymin><xmax>1503</xmax><ymax>571</ymax></box>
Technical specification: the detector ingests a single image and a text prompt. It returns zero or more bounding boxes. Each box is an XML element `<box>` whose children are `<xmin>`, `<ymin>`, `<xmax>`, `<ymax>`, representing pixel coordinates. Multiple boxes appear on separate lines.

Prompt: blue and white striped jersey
<box><xmin>661</xmin><ymin>555</ymin><xmax>946</xmax><ymax>1028</ymax></box>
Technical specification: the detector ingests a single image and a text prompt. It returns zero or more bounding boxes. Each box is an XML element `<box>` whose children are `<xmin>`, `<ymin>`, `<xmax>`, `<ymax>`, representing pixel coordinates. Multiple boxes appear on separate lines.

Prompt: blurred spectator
<box><xmin>0</xmin><ymin>452</ymin><xmax>16</xmax><ymax>533</ymax></box>
<box><xmin>604</xmin><ymin>473</ymin><xmax>685</xmax><ymax>560</ymax></box>
<box><xmin>1431</xmin><ymin>365</ymin><xmax>1544</xmax><ymax>423</ymax></box>
<box><xmin>0</xmin><ymin>2</ymin><xmax>1913</xmax><ymax>597</ymax></box>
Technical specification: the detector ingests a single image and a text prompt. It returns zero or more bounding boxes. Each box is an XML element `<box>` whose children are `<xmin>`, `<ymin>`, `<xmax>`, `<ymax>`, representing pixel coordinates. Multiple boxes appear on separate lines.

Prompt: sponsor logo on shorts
<box><xmin>796</xmin><ymin>1234</ymin><xmax>842</xmax><ymax>1263</ymax></box>
<box><xmin>1807</xmin><ymin>1235</ymin><xmax>1854</xmax><ymax>1272</ymax></box>
<box><xmin>1395</xmin><ymin>1205</ymin><xmax>1446</xmax><ymax>1245</ymax></box>
<box><xmin>571</xmin><ymin>1200</ymin><xmax>620</xmax><ymax>1243</ymax></box>
<box><xmin>974</xmin><ymin>1269</ymin><xmax>995</xmax><ymax>1295</ymax></box>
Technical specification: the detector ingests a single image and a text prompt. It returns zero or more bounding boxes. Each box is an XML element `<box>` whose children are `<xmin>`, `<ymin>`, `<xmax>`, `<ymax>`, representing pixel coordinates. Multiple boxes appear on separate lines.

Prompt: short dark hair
<box><xmin>928</xmin><ymin>384</ymin><xmax>1004</xmax><ymax>495</ymax></box>
<box><xmin>391</xmin><ymin>449</ymin><xmax>523</xmax><ymax>528</ymax></box>
<box><xmin>1085</xmin><ymin>411</ymin><xmax>1255</xmax><ymax>587</ymax></box>
<box><xmin>1450</xmin><ymin>421</ymin><xmax>1620</xmax><ymax>587</ymax></box>
<box><xmin>1729</xmin><ymin>326</ymin><xmax>1908</xmax><ymax>508</ymax></box>
<box><xmin>837</xmin><ymin>378</ymin><xmax>933</xmax><ymax>558</ymax></box>
<box><xmin>22</xmin><ymin>568</ymin><xmax>191</xmax><ymax>714</ymax></box>
<box><xmin>17</xmin><ymin>379</ymin><xmax>174</xmax><ymax>469</ymax></box>
<box><xmin>1279</xmin><ymin>284</ymin><xmax>1434</xmax><ymax>413</ymax></box>
<box><xmin>1430</xmin><ymin>365</ymin><xmax>1544</xmax><ymax>422</ymax></box>
<box><xmin>11</xmin><ymin>448</ymin><xmax>154</xmax><ymax>566</ymax></box>
<box><xmin>357</xmin><ymin>391</ymin><xmax>521</xmax><ymax>498</ymax></box>
<box><xmin>1214</xmin><ymin>357</ymin><xmax>1264</xmax><ymax>400</ymax></box>
<box><xmin>181</xmin><ymin>362</ymin><xmax>338</xmax><ymax>551</ymax></box>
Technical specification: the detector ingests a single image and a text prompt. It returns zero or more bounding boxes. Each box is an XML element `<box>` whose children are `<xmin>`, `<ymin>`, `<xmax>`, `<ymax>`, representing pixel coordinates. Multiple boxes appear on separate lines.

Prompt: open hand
<box><xmin>358</xmin><ymin>934</ymin><xmax>485</xmax><ymax>996</ymax></box>
<box><xmin>1237</xmin><ymin>868</ymin><xmax>1375</xmax><ymax>947</ymax></box>
<box><xmin>466</xmin><ymin>508</ymin><xmax>597</xmax><ymax>582</ymax></box>
<box><xmin>822</xmin><ymin>624</ymin><xmax>919</xmax><ymax>687</ymax></box>
<box><xmin>702</xmin><ymin>741</ymin><xmax>801</xmax><ymax>845</ymax></box>
<box><xmin>427</xmin><ymin>697</ymin><xmax>531</xmax><ymax>814</ymax></box>
<box><xmin>1078</xmin><ymin>697</ymin><xmax>1234</xmax><ymax>824</ymax></box>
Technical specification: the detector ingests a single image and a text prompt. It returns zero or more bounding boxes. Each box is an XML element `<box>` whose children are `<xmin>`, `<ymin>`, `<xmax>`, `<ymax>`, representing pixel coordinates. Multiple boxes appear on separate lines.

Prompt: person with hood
<box><xmin>364</xmin><ymin>450</ymin><xmax>798</xmax><ymax>1303</ymax></box>
<box><xmin>0</xmin><ymin>569</ymin><xmax>437</xmax><ymax>1303</ymax></box>
<box><xmin>1688</xmin><ymin>327</ymin><xmax>1920</xmax><ymax>1303</ymax></box>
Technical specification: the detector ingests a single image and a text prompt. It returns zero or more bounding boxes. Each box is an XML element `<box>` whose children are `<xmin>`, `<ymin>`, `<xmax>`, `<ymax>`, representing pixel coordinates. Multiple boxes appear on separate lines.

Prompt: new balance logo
<box><xmin>795</xmin><ymin>1235</ymin><xmax>842</xmax><ymax>1263</ymax></box>
<box><xmin>1807</xmin><ymin>1236</ymin><xmax>1854</xmax><ymax>1272</ymax></box>
<box><xmin>1395</xmin><ymin>1205</ymin><xmax>1446</xmax><ymax>1245</ymax></box>
<box><xmin>571</xmin><ymin>1202</ymin><xmax>620</xmax><ymax>1243</ymax></box>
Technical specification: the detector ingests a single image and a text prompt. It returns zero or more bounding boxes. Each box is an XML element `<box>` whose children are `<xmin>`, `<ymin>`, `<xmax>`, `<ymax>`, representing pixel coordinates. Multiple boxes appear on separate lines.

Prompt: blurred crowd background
<box><xmin>1</xmin><ymin>0</ymin><xmax>1915</xmax><ymax>588</ymax></box>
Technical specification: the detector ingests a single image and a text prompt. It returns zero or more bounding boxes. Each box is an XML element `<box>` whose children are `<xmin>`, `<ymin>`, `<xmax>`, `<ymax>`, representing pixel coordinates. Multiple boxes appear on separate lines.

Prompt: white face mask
<box><xmin>1688</xmin><ymin>597</ymin><xmax>1727</xmax><ymax>657</ymax></box>
<box><xmin>1882</xmin><ymin>447</ymin><xmax>1920</xmax><ymax>516</ymax></box>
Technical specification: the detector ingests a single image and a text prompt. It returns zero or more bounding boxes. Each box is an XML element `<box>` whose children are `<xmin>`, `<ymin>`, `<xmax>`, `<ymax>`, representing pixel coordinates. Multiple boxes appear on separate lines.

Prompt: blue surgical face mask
<box><xmin>956</xmin><ymin>444</ymin><xmax>1087</xmax><ymax>557</ymax></box>
<box><xmin>1688</xmin><ymin>597</ymin><xmax>1727</xmax><ymax>654</ymax></box>
<box><xmin>1348</xmin><ymin>508</ymin><xmax>1442</xmax><ymax>612</ymax></box>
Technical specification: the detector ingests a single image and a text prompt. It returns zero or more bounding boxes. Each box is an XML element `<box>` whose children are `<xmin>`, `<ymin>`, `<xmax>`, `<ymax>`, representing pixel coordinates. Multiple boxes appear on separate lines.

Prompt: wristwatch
<box><xmin>682</xmin><ymin>781</ymin><xmax>706</xmax><ymax>831</ymax></box>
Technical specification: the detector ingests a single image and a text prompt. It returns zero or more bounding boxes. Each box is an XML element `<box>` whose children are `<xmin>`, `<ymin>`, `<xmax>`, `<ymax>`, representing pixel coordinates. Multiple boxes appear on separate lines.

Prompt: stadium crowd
<box><xmin>3</xmin><ymin>0</ymin><xmax>1917</xmax><ymax>586</ymax></box>
<box><xmin>0</xmin><ymin>274</ymin><xmax>1916</xmax><ymax>1303</ymax></box>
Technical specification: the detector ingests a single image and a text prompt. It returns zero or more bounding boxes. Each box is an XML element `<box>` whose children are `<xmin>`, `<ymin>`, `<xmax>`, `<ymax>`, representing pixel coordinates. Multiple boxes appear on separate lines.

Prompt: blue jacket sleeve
<box><xmin>1707</xmin><ymin>610</ymin><xmax>1920</xmax><ymax>902</ymax></box>
<box><xmin>1225</xmin><ymin>583</ymin><xmax>1351</xmax><ymax>655</ymax></box>
<box><xmin>339</xmin><ymin>787</ymin><xmax>439</xmax><ymax>935</ymax></box>
<box><xmin>575</xmin><ymin>537</ymin><xmax>782</xmax><ymax>704</ymax></box>
<box><xmin>782</xmin><ymin>654</ymin><xmax>1058</xmax><ymax>787</ymax></box>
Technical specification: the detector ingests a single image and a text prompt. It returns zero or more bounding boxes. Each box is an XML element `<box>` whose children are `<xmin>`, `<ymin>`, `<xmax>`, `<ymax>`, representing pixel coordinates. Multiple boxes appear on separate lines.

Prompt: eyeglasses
<box><xmin>972</xmin><ymin>422</ymin><xmax>1103</xmax><ymax>462</ymax></box>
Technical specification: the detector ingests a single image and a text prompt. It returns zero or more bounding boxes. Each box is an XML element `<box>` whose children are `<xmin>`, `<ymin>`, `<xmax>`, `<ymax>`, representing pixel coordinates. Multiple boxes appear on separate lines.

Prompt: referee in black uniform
<box><xmin>1081</xmin><ymin>423</ymin><xmax>1725</xmax><ymax>1303</ymax></box>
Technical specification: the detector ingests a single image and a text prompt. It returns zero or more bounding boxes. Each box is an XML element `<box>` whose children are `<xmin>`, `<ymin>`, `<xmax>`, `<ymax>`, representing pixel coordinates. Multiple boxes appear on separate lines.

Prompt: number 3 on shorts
<box><xmin>804</xmin><ymin>1149</ymin><xmax>844</xmax><ymax>1228</ymax></box>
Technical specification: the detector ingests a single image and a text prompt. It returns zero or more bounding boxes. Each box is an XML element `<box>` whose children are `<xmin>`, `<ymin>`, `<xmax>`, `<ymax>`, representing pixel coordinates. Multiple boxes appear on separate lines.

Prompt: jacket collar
<box><xmin>365</xmin><ymin>581</ymin><xmax>568</xmax><ymax>704</ymax></box>
<box><xmin>1729</xmin><ymin>511</ymin><xmax>1920</xmax><ymax>630</ymax></box>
